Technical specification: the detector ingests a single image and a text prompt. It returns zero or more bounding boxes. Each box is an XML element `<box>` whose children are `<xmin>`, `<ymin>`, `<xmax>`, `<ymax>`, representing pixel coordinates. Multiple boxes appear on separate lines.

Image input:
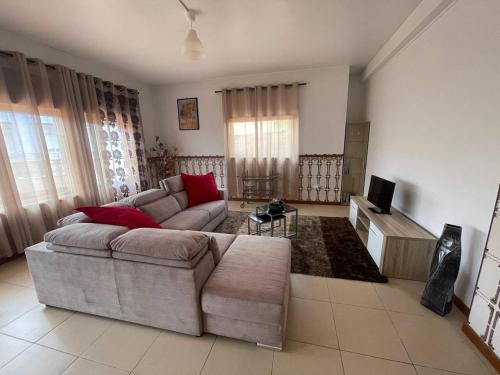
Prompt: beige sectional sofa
<box><xmin>25</xmin><ymin>175</ymin><xmax>291</xmax><ymax>350</ymax></box>
<box><xmin>57</xmin><ymin>175</ymin><xmax>228</xmax><ymax>232</ymax></box>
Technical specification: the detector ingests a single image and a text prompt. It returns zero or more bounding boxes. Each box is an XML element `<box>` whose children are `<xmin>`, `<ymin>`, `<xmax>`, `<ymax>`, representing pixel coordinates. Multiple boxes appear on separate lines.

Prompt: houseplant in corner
<box><xmin>148</xmin><ymin>136</ymin><xmax>178</xmax><ymax>182</ymax></box>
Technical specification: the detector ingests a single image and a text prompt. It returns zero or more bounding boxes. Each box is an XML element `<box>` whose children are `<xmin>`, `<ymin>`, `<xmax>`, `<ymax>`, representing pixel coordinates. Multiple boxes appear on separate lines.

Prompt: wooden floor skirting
<box><xmin>454</xmin><ymin>294</ymin><xmax>499</xmax><ymax>372</ymax></box>
<box><xmin>228</xmin><ymin>197</ymin><xmax>341</xmax><ymax>206</ymax></box>
<box><xmin>453</xmin><ymin>294</ymin><xmax>471</xmax><ymax>316</ymax></box>
<box><xmin>462</xmin><ymin>322</ymin><xmax>500</xmax><ymax>372</ymax></box>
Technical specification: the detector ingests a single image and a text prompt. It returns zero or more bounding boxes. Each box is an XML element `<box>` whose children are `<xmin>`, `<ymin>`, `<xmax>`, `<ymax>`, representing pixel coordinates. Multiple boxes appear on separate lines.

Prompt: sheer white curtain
<box><xmin>0</xmin><ymin>51</ymin><xmax>144</xmax><ymax>260</ymax></box>
<box><xmin>223</xmin><ymin>84</ymin><xmax>299</xmax><ymax>200</ymax></box>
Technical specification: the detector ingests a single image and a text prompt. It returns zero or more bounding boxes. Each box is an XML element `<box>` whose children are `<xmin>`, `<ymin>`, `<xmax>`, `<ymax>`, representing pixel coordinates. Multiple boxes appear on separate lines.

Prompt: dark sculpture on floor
<box><xmin>421</xmin><ymin>224</ymin><xmax>462</xmax><ymax>316</ymax></box>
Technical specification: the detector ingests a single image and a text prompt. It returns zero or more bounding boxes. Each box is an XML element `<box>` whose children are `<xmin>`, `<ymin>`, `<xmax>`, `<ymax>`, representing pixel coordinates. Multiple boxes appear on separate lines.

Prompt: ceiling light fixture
<box><xmin>178</xmin><ymin>0</ymin><xmax>205</xmax><ymax>60</ymax></box>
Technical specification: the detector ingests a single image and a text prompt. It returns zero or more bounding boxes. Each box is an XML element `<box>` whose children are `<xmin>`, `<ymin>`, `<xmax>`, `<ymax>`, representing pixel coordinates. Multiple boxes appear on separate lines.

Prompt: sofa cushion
<box><xmin>57</xmin><ymin>212</ymin><xmax>90</xmax><ymax>227</ymax></box>
<box><xmin>201</xmin><ymin>235</ymin><xmax>291</xmax><ymax>326</ymax></box>
<box><xmin>76</xmin><ymin>206</ymin><xmax>161</xmax><ymax>229</ymax></box>
<box><xmin>110</xmin><ymin>228</ymin><xmax>209</xmax><ymax>268</ymax></box>
<box><xmin>112</xmin><ymin>246</ymin><xmax>209</xmax><ymax>268</ymax></box>
<box><xmin>57</xmin><ymin>201</ymin><xmax>132</xmax><ymax>228</ymax></box>
<box><xmin>103</xmin><ymin>201</ymin><xmax>133</xmax><ymax>208</ymax></box>
<box><xmin>181</xmin><ymin>173</ymin><xmax>220</xmax><ymax>207</ymax></box>
<box><xmin>44</xmin><ymin>223</ymin><xmax>129</xmax><ymax>250</ymax></box>
<box><xmin>160</xmin><ymin>210</ymin><xmax>210</xmax><ymax>231</ymax></box>
<box><xmin>121</xmin><ymin>189</ymin><xmax>167</xmax><ymax>207</ymax></box>
<box><xmin>138</xmin><ymin>195</ymin><xmax>181</xmax><ymax>223</ymax></box>
<box><xmin>47</xmin><ymin>243</ymin><xmax>111</xmax><ymax>258</ymax></box>
<box><xmin>187</xmin><ymin>200</ymin><xmax>226</xmax><ymax>220</ymax></box>
<box><xmin>199</xmin><ymin>232</ymin><xmax>237</xmax><ymax>264</ymax></box>
<box><xmin>172</xmin><ymin>191</ymin><xmax>188</xmax><ymax>210</ymax></box>
<box><xmin>165</xmin><ymin>175</ymin><xmax>184</xmax><ymax>194</ymax></box>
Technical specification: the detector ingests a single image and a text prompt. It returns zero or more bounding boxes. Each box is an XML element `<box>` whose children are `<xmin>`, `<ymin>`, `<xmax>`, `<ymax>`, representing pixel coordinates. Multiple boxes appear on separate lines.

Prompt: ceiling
<box><xmin>0</xmin><ymin>0</ymin><xmax>422</xmax><ymax>85</ymax></box>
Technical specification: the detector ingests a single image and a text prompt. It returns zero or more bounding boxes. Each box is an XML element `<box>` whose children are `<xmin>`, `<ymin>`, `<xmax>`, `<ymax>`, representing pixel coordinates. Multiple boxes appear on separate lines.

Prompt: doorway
<box><xmin>341</xmin><ymin>122</ymin><xmax>370</xmax><ymax>202</ymax></box>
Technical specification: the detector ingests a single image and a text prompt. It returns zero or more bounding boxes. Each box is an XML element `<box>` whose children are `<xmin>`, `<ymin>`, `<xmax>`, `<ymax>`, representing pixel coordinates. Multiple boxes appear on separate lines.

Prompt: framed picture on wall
<box><xmin>177</xmin><ymin>97</ymin><xmax>199</xmax><ymax>130</ymax></box>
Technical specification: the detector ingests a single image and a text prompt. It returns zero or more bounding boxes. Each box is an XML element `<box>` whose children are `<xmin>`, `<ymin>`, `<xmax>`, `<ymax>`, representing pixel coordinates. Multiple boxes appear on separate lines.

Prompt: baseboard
<box><xmin>228</xmin><ymin>198</ymin><xmax>340</xmax><ymax>206</ymax></box>
<box><xmin>453</xmin><ymin>294</ymin><xmax>470</xmax><ymax>316</ymax></box>
<box><xmin>462</xmin><ymin>322</ymin><xmax>500</xmax><ymax>372</ymax></box>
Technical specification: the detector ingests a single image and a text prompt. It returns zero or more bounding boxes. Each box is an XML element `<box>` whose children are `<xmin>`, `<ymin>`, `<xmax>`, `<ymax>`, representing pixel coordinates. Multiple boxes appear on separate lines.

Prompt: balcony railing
<box><xmin>147</xmin><ymin>154</ymin><xmax>343</xmax><ymax>204</ymax></box>
<box><xmin>298</xmin><ymin>154</ymin><xmax>343</xmax><ymax>203</ymax></box>
<box><xmin>174</xmin><ymin>155</ymin><xmax>226</xmax><ymax>188</ymax></box>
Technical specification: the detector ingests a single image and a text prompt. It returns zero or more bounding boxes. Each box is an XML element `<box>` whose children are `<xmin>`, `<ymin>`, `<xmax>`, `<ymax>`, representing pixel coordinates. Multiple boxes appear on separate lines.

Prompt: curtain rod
<box><xmin>1</xmin><ymin>50</ymin><xmax>56</xmax><ymax>70</ymax></box>
<box><xmin>214</xmin><ymin>82</ymin><xmax>306</xmax><ymax>93</ymax></box>
<box><xmin>1</xmin><ymin>50</ymin><xmax>138</xmax><ymax>94</ymax></box>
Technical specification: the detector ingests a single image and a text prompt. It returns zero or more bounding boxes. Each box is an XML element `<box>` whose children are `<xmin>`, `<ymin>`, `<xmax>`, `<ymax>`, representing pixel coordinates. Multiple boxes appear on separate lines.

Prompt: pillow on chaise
<box><xmin>76</xmin><ymin>206</ymin><xmax>161</xmax><ymax>229</ymax></box>
<box><xmin>181</xmin><ymin>172</ymin><xmax>220</xmax><ymax>207</ymax></box>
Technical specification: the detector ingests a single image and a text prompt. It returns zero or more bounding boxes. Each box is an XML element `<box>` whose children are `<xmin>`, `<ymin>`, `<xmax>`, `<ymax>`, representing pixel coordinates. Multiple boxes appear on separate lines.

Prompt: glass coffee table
<box><xmin>247</xmin><ymin>203</ymin><xmax>298</xmax><ymax>238</ymax></box>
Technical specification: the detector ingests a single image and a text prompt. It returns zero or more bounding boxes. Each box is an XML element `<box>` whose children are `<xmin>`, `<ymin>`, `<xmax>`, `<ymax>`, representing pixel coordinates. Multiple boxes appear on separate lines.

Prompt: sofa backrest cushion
<box><xmin>111</xmin><ymin>228</ymin><xmax>209</xmax><ymax>262</ymax></box>
<box><xmin>181</xmin><ymin>173</ymin><xmax>220</xmax><ymax>207</ymax></box>
<box><xmin>57</xmin><ymin>212</ymin><xmax>91</xmax><ymax>227</ymax></box>
<box><xmin>47</xmin><ymin>243</ymin><xmax>111</xmax><ymax>258</ymax></box>
<box><xmin>172</xmin><ymin>191</ymin><xmax>189</xmax><ymax>210</ymax></box>
<box><xmin>199</xmin><ymin>232</ymin><xmax>237</xmax><ymax>264</ymax></box>
<box><xmin>165</xmin><ymin>175</ymin><xmax>184</xmax><ymax>194</ymax></box>
<box><xmin>138</xmin><ymin>195</ymin><xmax>182</xmax><ymax>223</ymax></box>
<box><xmin>44</xmin><ymin>223</ymin><xmax>129</xmax><ymax>250</ymax></box>
<box><xmin>76</xmin><ymin>206</ymin><xmax>161</xmax><ymax>229</ymax></box>
<box><xmin>121</xmin><ymin>189</ymin><xmax>167</xmax><ymax>207</ymax></box>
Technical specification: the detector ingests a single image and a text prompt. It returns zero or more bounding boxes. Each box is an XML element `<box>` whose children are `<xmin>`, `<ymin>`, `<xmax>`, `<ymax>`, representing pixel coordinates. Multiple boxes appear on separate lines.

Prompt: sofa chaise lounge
<box><xmin>25</xmin><ymin>175</ymin><xmax>291</xmax><ymax>350</ymax></box>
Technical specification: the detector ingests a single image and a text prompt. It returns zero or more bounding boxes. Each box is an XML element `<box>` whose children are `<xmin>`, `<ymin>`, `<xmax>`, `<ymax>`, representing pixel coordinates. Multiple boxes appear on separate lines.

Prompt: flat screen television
<box><xmin>367</xmin><ymin>175</ymin><xmax>395</xmax><ymax>214</ymax></box>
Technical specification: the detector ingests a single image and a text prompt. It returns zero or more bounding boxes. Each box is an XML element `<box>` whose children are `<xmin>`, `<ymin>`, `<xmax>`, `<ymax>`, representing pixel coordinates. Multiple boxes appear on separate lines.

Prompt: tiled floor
<box><xmin>0</xmin><ymin>203</ymin><xmax>495</xmax><ymax>374</ymax></box>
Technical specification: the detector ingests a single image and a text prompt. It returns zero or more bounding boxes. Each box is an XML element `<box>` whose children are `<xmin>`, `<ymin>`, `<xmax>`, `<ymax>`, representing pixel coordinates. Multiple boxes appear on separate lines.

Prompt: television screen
<box><xmin>367</xmin><ymin>175</ymin><xmax>395</xmax><ymax>214</ymax></box>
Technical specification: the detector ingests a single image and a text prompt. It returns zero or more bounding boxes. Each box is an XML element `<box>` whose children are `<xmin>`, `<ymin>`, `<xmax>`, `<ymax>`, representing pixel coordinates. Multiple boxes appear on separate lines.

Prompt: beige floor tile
<box><xmin>38</xmin><ymin>313</ymin><xmax>112</xmax><ymax>355</ymax></box>
<box><xmin>0</xmin><ymin>333</ymin><xmax>31</xmax><ymax>368</ymax></box>
<box><xmin>287</xmin><ymin>297</ymin><xmax>338</xmax><ymax>348</ymax></box>
<box><xmin>414</xmin><ymin>366</ymin><xmax>463</xmax><ymax>375</ymax></box>
<box><xmin>273</xmin><ymin>340</ymin><xmax>343</xmax><ymax>375</ymax></box>
<box><xmin>0</xmin><ymin>282</ymin><xmax>23</xmax><ymax>299</ymax></box>
<box><xmin>389</xmin><ymin>311</ymin><xmax>490</xmax><ymax>374</ymax></box>
<box><xmin>1</xmin><ymin>305</ymin><xmax>72</xmax><ymax>342</ymax></box>
<box><xmin>0</xmin><ymin>344</ymin><xmax>75</xmax><ymax>375</ymax></box>
<box><xmin>290</xmin><ymin>274</ymin><xmax>330</xmax><ymax>301</ymax></box>
<box><xmin>342</xmin><ymin>351</ymin><xmax>417</xmax><ymax>375</ymax></box>
<box><xmin>134</xmin><ymin>331</ymin><xmax>215</xmax><ymax>375</ymax></box>
<box><xmin>373</xmin><ymin>278</ymin><xmax>430</xmax><ymax>315</ymax></box>
<box><xmin>459</xmin><ymin>329</ymin><xmax>498</xmax><ymax>374</ymax></box>
<box><xmin>327</xmin><ymin>278</ymin><xmax>384</xmax><ymax>309</ymax></box>
<box><xmin>0</xmin><ymin>258</ymin><xmax>33</xmax><ymax>288</ymax></box>
<box><xmin>201</xmin><ymin>336</ymin><xmax>273</xmax><ymax>375</ymax></box>
<box><xmin>62</xmin><ymin>358</ymin><xmax>129</xmax><ymax>375</ymax></box>
<box><xmin>0</xmin><ymin>282</ymin><xmax>38</xmax><ymax>326</ymax></box>
<box><xmin>333</xmin><ymin>303</ymin><xmax>409</xmax><ymax>362</ymax></box>
<box><xmin>81</xmin><ymin>320</ymin><xmax>159</xmax><ymax>371</ymax></box>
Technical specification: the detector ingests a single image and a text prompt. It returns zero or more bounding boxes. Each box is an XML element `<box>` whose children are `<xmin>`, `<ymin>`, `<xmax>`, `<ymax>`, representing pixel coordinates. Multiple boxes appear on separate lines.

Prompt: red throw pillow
<box><xmin>181</xmin><ymin>172</ymin><xmax>220</xmax><ymax>207</ymax></box>
<box><xmin>76</xmin><ymin>206</ymin><xmax>161</xmax><ymax>229</ymax></box>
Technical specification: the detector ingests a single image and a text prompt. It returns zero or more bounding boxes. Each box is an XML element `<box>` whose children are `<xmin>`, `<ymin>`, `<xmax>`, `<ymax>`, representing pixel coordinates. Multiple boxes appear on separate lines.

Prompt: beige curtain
<box><xmin>222</xmin><ymin>84</ymin><xmax>299</xmax><ymax>200</ymax></box>
<box><xmin>0</xmin><ymin>52</ymin><xmax>117</xmax><ymax>259</ymax></box>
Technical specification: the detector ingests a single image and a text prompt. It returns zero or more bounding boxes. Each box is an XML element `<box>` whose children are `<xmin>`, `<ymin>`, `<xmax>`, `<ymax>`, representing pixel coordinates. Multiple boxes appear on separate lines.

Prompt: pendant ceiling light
<box><xmin>178</xmin><ymin>0</ymin><xmax>205</xmax><ymax>60</ymax></box>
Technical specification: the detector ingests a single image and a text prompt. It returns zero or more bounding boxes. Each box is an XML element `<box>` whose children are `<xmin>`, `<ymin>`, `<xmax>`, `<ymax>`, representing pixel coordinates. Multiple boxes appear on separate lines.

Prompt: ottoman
<box><xmin>201</xmin><ymin>235</ymin><xmax>291</xmax><ymax>350</ymax></box>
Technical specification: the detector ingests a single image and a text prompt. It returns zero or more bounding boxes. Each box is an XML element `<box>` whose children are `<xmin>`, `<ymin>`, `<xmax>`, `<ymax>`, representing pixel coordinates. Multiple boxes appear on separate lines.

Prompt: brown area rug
<box><xmin>215</xmin><ymin>211</ymin><xmax>387</xmax><ymax>283</ymax></box>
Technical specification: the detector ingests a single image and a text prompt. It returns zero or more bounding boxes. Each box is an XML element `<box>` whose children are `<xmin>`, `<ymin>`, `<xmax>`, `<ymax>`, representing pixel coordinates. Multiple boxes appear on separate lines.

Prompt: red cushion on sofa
<box><xmin>181</xmin><ymin>172</ymin><xmax>220</xmax><ymax>207</ymax></box>
<box><xmin>76</xmin><ymin>206</ymin><xmax>161</xmax><ymax>229</ymax></box>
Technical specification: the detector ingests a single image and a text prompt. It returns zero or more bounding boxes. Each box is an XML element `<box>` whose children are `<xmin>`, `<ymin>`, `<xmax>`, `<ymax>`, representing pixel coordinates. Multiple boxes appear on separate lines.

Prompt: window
<box><xmin>0</xmin><ymin>107</ymin><xmax>74</xmax><ymax>207</ymax></box>
<box><xmin>229</xmin><ymin>116</ymin><xmax>295</xmax><ymax>161</ymax></box>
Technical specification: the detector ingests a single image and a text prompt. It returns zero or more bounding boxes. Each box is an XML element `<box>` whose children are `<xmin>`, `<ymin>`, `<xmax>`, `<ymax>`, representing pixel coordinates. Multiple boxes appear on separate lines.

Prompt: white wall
<box><xmin>0</xmin><ymin>28</ymin><xmax>157</xmax><ymax>148</ymax></box>
<box><xmin>152</xmin><ymin>66</ymin><xmax>350</xmax><ymax>155</ymax></box>
<box><xmin>364</xmin><ymin>0</ymin><xmax>500</xmax><ymax>305</ymax></box>
<box><xmin>346</xmin><ymin>74</ymin><xmax>366</xmax><ymax>123</ymax></box>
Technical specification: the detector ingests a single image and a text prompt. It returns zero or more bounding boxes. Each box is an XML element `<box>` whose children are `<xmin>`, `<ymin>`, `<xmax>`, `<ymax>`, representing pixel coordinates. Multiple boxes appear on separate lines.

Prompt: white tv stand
<box><xmin>349</xmin><ymin>196</ymin><xmax>437</xmax><ymax>281</ymax></box>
